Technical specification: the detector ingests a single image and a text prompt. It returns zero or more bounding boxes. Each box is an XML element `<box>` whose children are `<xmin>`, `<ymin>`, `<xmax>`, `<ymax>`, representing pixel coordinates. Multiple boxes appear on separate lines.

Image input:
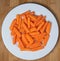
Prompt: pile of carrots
<box><xmin>10</xmin><ymin>10</ymin><xmax>51</xmax><ymax>51</ymax></box>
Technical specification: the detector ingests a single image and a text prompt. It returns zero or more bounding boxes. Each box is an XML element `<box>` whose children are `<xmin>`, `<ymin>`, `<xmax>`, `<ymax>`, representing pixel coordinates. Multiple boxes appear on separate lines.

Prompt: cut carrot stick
<box><xmin>42</xmin><ymin>34</ymin><xmax>49</xmax><ymax>46</ymax></box>
<box><xmin>17</xmin><ymin>37</ymin><xmax>25</xmax><ymax>50</ymax></box>
<box><xmin>37</xmin><ymin>21</ymin><xmax>45</xmax><ymax>31</ymax></box>
<box><xmin>22</xmin><ymin>14</ymin><xmax>27</xmax><ymax>25</ymax></box>
<box><xmin>30</xmin><ymin>27</ymin><xmax>37</xmax><ymax>32</ymax></box>
<box><xmin>30</xmin><ymin>31</ymin><xmax>40</xmax><ymax>36</ymax></box>
<box><xmin>31</xmin><ymin>46</ymin><xmax>44</xmax><ymax>51</ymax></box>
<box><xmin>12</xmin><ymin>35</ymin><xmax>17</xmax><ymax>44</ymax></box>
<box><xmin>10</xmin><ymin>19</ymin><xmax>16</xmax><ymax>30</ymax></box>
<box><xmin>35</xmin><ymin>15</ymin><xmax>43</xmax><ymax>24</ymax></box>
<box><xmin>29</xmin><ymin>42</ymin><xmax>41</xmax><ymax>48</ymax></box>
<box><xmin>28</xmin><ymin>14</ymin><xmax>37</xmax><ymax>21</ymax></box>
<box><xmin>40</xmin><ymin>21</ymin><xmax>48</xmax><ymax>33</ymax></box>
<box><xmin>22</xmin><ymin>34</ymin><xmax>29</xmax><ymax>45</ymax></box>
<box><xmin>25</xmin><ymin>34</ymin><xmax>34</xmax><ymax>44</ymax></box>
<box><xmin>36</xmin><ymin>16</ymin><xmax>46</xmax><ymax>26</ymax></box>
<box><xmin>27</xmin><ymin>17</ymin><xmax>30</xmax><ymax>28</ymax></box>
<box><xmin>13</xmin><ymin>27</ymin><xmax>21</xmax><ymax>37</ymax></box>
<box><xmin>20</xmin><ymin>20</ymin><xmax>25</xmax><ymax>33</ymax></box>
<box><xmin>22</xmin><ymin>22</ymin><xmax>29</xmax><ymax>33</ymax></box>
<box><xmin>30</xmin><ymin>21</ymin><xmax>35</xmax><ymax>27</ymax></box>
<box><xmin>46</xmin><ymin>22</ymin><xmax>51</xmax><ymax>34</ymax></box>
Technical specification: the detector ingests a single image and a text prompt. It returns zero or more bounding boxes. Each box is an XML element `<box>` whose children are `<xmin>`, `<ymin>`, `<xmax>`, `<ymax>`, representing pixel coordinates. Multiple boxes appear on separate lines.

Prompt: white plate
<box><xmin>1</xmin><ymin>3</ymin><xmax>59</xmax><ymax>60</ymax></box>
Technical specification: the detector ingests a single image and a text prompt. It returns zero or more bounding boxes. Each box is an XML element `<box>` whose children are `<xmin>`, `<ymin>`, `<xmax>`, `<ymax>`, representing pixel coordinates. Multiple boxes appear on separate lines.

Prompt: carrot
<box><xmin>29</xmin><ymin>42</ymin><xmax>41</xmax><ymax>48</ymax></box>
<box><xmin>37</xmin><ymin>21</ymin><xmax>45</xmax><ymax>31</ymax></box>
<box><xmin>36</xmin><ymin>16</ymin><xmax>46</xmax><ymax>26</ymax></box>
<box><xmin>25</xmin><ymin>34</ymin><xmax>34</xmax><ymax>44</ymax></box>
<box><xmin>42</xmin><ymin>34</ymin><xmax>49</xmax><ymax>46</ymax></box>
<box><xmin>16</xmin><ymin>14</ymin><xmax>21</xmax><ymax>26</ymax></box>
<box><xmin>46</xmin><ymin>22</ymin><xmax>51</xmax><ymax>34</ymax></box>
<box><xmin>28</xmin><ymin>14</ymin><xmax>37</xmax><ymax>21</ymax></box>
<box><xmin>40</xmin><ymin>21</ymin><xmax>48</xmax><ymax>33</ymax></box>
<box><xmin>30</xmin><ymin>21</ymin><xmax>35</xmax><ymax>27</ymax></box>
<box><xmin>27</xmin><ymin>17</ymin><xmax>30</xmax><ymax>28</ymax></box>
<box><xmin>20</xmin><ymin>20</ymin><xmax>25</xmax><ymax>33</ymax></box>
<box><xmin>30</xmin><ymin>31</ymin><xmax>40</xmax><ymax>36</ymax></box>
<box><xmin>22</xmin><ymin>34</ymin><xmax>29</xmax><ymax>46</ymax></box>
<box><xmin>22</xmin><ymin>22</ymin><xmax>29</xmax><ymax>33</ymax></box>
<box><xmin>12</xmin><ymin>35</ymin><xmax>17</xmax><ymax>44</ymax></box>
<box><xmin>13</xmin><ymin>27</ymin><xmax>21</xmax><ymax>37</ymax></box>
<box><xmin>10</xmin><ymin>19</ymin><xmax>16</xmax><ymax>30</ymax></box>
<box><xmin>32</xmin><ymin>33</ymin><xmax>44</xmax><ymax>42</ymax></box>
<box><xmin>21</xmin><ymin>14</ymin><xmax>27</xmax><ymax>25</ymax></box>
<box><xmin>35</xmin><ymin>15</ymin><xmax>43</xmax><ymax>24</ymax></box>
<box><xmin>31</xmin><ymin>46</ymin><xmax>44</xmax><ymax>51</ymax></box>
<box><xmin>17</xmin><ymin>37</ymin><xmax>25</xmax><ymax>50</ymax></box>
<box><xmin>30</xmin><ymin>27</ymin><xmax>37</xmax><ymax>32</ymax></box>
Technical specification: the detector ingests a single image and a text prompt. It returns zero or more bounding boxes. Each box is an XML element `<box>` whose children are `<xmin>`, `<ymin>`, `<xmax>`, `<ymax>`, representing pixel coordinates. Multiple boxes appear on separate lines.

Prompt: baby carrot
<box><xmin>22</xmin><ymin>22</ymin><xmax>29</xmax><ymax>33</ymax></box>
<box><xmin>17</xmin><ymin>37</ymin><xmax>25</xmax><ymax>50</ymax></box>
<box><xmin>28</xmin><ymin>14</ymin><xmax>37</xmax><ymax>21</ymax></box>
<box><xmin>22</xmin><ymin>34</ymin><xmax>29</xmax><ymax>45</ymax></box>
<box><xmin>13</xmin><ymin>27</ymin><xmax>21</xmax><ymax>37</ymax></box>
<box><xmin>25</xmin><ymin>33</ymin><xmax>34</xmax><ymax>44</ymax></box>
<box><xmin>10</xmin><ymin>19</ymin><xmax>16</xmax><ymax>30</ymax></box>
<box><xmin>27</xmin><ymin>17</ymin><xmax>30</xmax><ymax>28</ymax></box>
<box><xmin>22</xmin><ymin>14</ymin><xmax>27</xmax><ymax>25</ymax></box>
<box><xmin>35</xmin><ymin>15</ymin><xmax>43</xmax><ymax>24</ymax></box>
<box><xmin>31</xmin><ymin>46</ymin><xmax>44</xmax><ymax>51</ymax></box>
<box><xmin>46</xmin><ymin>22</ymin><xmax>51</xmax><ymax>34</ymax></box>
<box><xmin>42</xmin><ymin>34</ymin><xmax>49</xmax><ymax>46</ymax></box>
<box><xmin>30</xmin><ymin>21</ymin><xmax>35</xmax><ymax>27</ymax></box>
<box><xmin>29</xmin><ymin>42</ymin><xmax>41</xmax><ymax>48</ymax></box>
<box><xmin>40</xmin><ymin>21</ymin><xmax>48</xmax><ymax>33</ymax></box>
<box><xmin>12</xmin><ymin>35</ymin><xmax>17</xmax><ymax>44</ymax></box>
<box><xmin>37</xmin><ymin>21</ymin><xmax>45</xmax><ymax>31</ymax></box>
<box><xmin>30</xmin><ymin>27</ymin><xmax>37</xmax><ymax>32</ymax></box>
<box><xmin>36</xmin><ymin>16</ymin><xmax>46</xmax><ymax>26</ymax></box>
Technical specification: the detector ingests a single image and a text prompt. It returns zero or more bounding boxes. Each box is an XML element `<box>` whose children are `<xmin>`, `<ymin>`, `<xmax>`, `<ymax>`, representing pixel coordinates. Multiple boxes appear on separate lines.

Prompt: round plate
<box><xmin>1</xmin><ymin>3</ymin><xmax>59</xmax><ymax>60</ymax></box>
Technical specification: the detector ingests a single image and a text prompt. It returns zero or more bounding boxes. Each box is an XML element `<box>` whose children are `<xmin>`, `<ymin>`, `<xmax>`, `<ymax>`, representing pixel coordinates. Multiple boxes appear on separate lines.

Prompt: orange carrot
<box><xmin>20</xmin><ymin>20</ymin><xmax>25</xmax><ymax>33</ymax></box>
<box><xmin>22</xmin><ymin>14</ymin><xmax>27</xmax><ymax>25</ymax></box>
<box><xmin>17</xmin><ymin>37</ymin><xmax>25</xmax><ymax>50</ymax></box>
<box><xmin>22</xmin><ymin>34</ymin><xmax>29</xmax><ymax>45</ymax></box>
<box><xmin>37</xmin><ymin>21</ymin><xmax>45</xmax><ymax>31</ymax></box>
<box><xmin>29</xmin><ymin>42</ymin><xmax>41</xmax><ymax>48</ymax></box>
<box><xmin>13</xmin><ymin>27</ymin><xmax>21</xmax><ymax>37</ymax></box>
<box><xmin>28</xmin><ymin>14</ymin><xmax>37</xmax><ymax>21</ymax></box>
<box><xmin>31</xmin><ymin>46</ymin><xmax>44</xmax><ymax>51</ymax></box>
<box><xmin>30</xmin><ymin>21</ymin><xmax>35</xmax><ymax>27</ymax></box>
<box><xmin>25</xmin><ymin>34</ymin><xmax>34</xmax><ymax>44</ymax></box>
<box><xmin>40</xmin><ymin>21</ymin><xmax>48</xmax><ymax>33</ymax></box>
<box><xmin>46</xmin><ymin>22</ymin><xmax>51</xmax><ymax>34</ymax></box>
<box><xmin>27</xmin><ymin>17</ymin><xmax>30</xmax><ymax>28</ymax></box>
<box><xmin>12</xmin><ymin>35</ymin><xmax>17</xmax><ymax>44</ymax></box>
<box><xmin>42</xmin><ymin>34</ymin><xmax>49</xmax><ymax>46</ymax></box>
<box><xmin>35</xmin><ymin>15</ymin><xmax>43</xmax><ymax>24</ymax></box>
<box><xmin>10</xmin><ymin>19</ymin><xmax>16</xmax><ymax>30</ymax></box>
<box><xmin>30</xmin><ymin>27</ymin><xmax>37</xmax><ymax>32</ymax></box>
<box><xmin>22</xmin><ymin>22</ymin><xmax>29</xmax><ymax>33</ymax></box>
<box><xmin>36</xmin><ymin>16</ymin><xmax>46</xmax><ymax>26</ymax></box>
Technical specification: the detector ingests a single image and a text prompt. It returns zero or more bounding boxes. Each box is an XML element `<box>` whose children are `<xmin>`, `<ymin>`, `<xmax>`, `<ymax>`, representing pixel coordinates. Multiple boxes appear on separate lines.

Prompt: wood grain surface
<box><xmin>0</xmin><ymin>0</ymin><xmax>60</xmax><ymax>61</ymax></box>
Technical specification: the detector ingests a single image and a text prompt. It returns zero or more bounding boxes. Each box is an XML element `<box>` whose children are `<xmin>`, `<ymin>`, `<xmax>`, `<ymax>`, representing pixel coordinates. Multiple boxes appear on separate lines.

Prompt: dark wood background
<box><xmin>0</xmin><ymin>0</ymin><xmax>60</xmax><ymax>61</ymax></box>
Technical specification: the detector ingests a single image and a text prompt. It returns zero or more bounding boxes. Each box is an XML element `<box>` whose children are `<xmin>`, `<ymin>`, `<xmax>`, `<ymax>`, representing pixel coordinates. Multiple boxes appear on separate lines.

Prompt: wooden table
<box><xmin>0</xmin><ymin>0</ymin><xmax>60</xmax><ymax>61</ymax></box>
